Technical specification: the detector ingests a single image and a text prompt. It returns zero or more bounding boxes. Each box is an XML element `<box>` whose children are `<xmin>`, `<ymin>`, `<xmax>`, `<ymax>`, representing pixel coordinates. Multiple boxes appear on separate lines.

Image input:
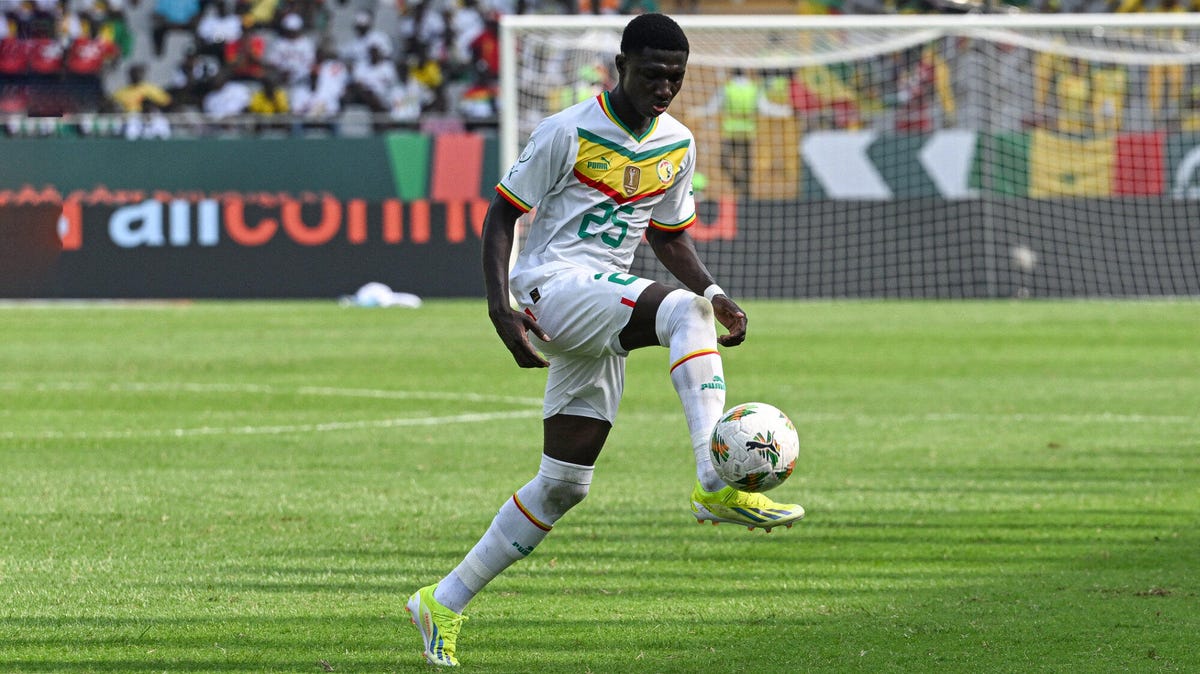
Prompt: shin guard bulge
<box><xmin>655</xmin><ymin>289</ymin><xmax>727</xmax><ymax>492</ymax></box>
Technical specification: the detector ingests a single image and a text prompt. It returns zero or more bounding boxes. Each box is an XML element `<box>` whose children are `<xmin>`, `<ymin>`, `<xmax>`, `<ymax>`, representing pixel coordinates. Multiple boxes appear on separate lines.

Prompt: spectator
<box><xmin>110</xmin><ymin>62</ymin><xmax>172</xmax><ymax>112</ymax></box>
<box><xmin>165</xmin><ymin>45</ymin><xmax>219</xmax><ymax>108</ymax></box>
<box><xmin>699</xmin><ymin>66</ymin><xmax>790</xmax><ymax>196</ymax></box>
<box><xmin>388</xmin><ymin>65</ymin><xmax>427</xmax><ymax>127</ymax></box>
<box><xmin>457</xmin><ymin>67</ymin><xmax>497</xmax><ymax>124</ymax></box>
<box><xmin>397</xmin><ymin>0</ymin><xmax>447</xmax><ymax>63</ymax></box>
<box><xmin>350</xmin><ymin>43</ymin><xmax>427</xmax><ymax>129</ymax></box>
<box><xmin>26</xmin><ymin>30</ymin><xmax>61</xmax><ymax>74</ymax></box>
<box><xmin>264</xmin><ymin>12</ymin><xmax>314</xmax><ymax>87</ymax></box>
<box><xmin>448</xmin><ymin>0</ymin><xmax>485</xmax><ymax>69</ymax></box>
<box><xmin>9</xmin><ymin>0</ymin><xmax>55</xmax><ymax>39</ymax></box>
<box><xmin>248</xmin><ymin>70</ymin><xmax>287</xmax><ymax>113</ymax></box>
<box><xmin>338</xmin><ymin>8</ymin><xmax>391</xmax><ymax>69</ymax></box>
<box><xmin>81</xmin><ymin>0</ymin><xmax>131</xmax><ymax>59</ymax></box>
<box><xmin>236</xmin><ymin>0</ymin><xmax>277</xmax><ymax>29</ymax></box>
<box><xmin>63</xmin><ymin>23</ymin><xmax>121</xmax><ymax>89</ymax></box>
<box><xmin>150</xmin><ymin>0</ymin><xmax>201</xmax><ymax>57</ymax></box>
<box><xmin>890</xmin><ymin>43</ymin><xmax>955</xmax><ymax>132</ymax></box>
<box><xmin>407</xmin><ymin>40</ymin><xmax>445</xmax><ymax>112</ymax></box>
<box><xmin>467</xmin><ymin>10</ymin><xmax>498</xmax><ymax>79</ymax></box>
<box><xmin>789</xmin><ymin>64</ymin><xmax>861</xmax><ymax>130</ymax></box>
<box><xmin>289</xmin><ymin>45</ymin><xmax>347</xmax><ymax>129</ymax></box>
<box><xmin>202</xmin><ymin>69</ymin><xmax>252</xmax><ymax>121</ymax></box>
<box><xmin>274</xmin><ymin>0</ymin><xmax>329</xmax><ymax>34</ymax></box>
<box><xmin>247</xmin><ymin>70</ymin><xmax>290</xmax><ymax>132</ymax></box>
<box><xmin>224</xmin><ymin>25</ymin><xmax>267</xmax><ymax>81</ymax></box>
<box><xmin>194</xmin><ymin>0</ymin><xmax>242</xmax><ymax>61</ymax></box>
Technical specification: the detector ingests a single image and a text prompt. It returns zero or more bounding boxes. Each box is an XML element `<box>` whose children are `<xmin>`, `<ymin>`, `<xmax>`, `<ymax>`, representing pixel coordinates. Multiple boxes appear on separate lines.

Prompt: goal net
<box><xmin>500</xmin><ymin>14</ymin><xmax>1200</xmax><ymax>298</ymax></box>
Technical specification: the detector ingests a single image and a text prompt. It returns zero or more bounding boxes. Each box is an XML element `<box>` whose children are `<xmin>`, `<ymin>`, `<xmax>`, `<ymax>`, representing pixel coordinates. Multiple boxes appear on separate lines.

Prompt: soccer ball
<box><xmin>710</xmin><ymin>402</ymin><xmax>799</xmax><ymax>492</ymax></box>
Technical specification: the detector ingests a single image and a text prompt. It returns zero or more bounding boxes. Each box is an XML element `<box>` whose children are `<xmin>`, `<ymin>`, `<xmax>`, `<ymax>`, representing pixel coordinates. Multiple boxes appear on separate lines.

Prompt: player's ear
<box><xmin>614</xmin><ymin>53</ymin><xmax>626</xmax><ymax>80</ymax></box>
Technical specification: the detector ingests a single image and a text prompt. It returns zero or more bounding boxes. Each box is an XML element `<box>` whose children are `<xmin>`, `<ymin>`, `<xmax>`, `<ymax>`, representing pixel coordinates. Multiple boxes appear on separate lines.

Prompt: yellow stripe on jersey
<box><xmin>495</xmin><ymin>183</ymin><xmax>533</xmax><ymax>213</ymax></box>
<box><xmin>572</xmin><ymin>128</ymin><xmax>690</xmax><ymax>206</ymax></box>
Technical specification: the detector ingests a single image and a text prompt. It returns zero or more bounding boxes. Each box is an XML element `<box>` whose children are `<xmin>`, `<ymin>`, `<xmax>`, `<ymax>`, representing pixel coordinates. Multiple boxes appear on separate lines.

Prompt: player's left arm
<box><xmin>646</xmin><ymin>141</ymin><xmax>747</xmax><ymax>346</ymax></box>
<box><xmin>646</xmin><ymin>227</ymin><xmax>747</xmax><ymax>347</ymax></box>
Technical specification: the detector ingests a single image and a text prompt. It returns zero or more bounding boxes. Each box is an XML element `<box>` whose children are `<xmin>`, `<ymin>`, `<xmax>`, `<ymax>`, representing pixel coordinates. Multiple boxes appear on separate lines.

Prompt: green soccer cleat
<box><xmin>406</xmin><ymin>584</ymin><xmax>467</xmax><ymax>667</ymax></box>
<box><xmin>691</xmin><ymin>481</ymin><xmax>805</xmax><ymax>532</ymax></box>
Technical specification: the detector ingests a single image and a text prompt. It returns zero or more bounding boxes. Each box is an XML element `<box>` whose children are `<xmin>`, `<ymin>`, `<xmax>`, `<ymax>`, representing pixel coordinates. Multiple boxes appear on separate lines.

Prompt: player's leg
<box><xmin>427</xmin><ymin>437</ymin><xmax>599</xmax><ymax>605</ymax></box>
<box><xmin>620</xmin><ymin>284</ymin><xmax>805</xmax><ymax>532</ymax></box>
<box><xmin>432</xmin><ymin>414</ymin><xmax>605</xmax><ymax>612</ymax></box>
<box><xmin>408</xmin><ymin>345</ymin><xmax>620</xmax><ymax>666</ymax></box>
<box><xmin>620</xmin><ymin>284</ymin><xmax>725</xmax><ymax>492</ymax></box>
<box><xmin>407</xmin><ymin>415</ymin><xmax>602</xmax><ymax>667</ymax></box>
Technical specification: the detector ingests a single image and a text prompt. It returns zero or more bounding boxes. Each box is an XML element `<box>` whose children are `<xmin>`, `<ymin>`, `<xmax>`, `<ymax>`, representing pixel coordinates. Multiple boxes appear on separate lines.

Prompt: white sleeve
<box><xmin>496</xmin><ymin>116</ymin><xmax>574</xmax><ymax>211</ymax></box>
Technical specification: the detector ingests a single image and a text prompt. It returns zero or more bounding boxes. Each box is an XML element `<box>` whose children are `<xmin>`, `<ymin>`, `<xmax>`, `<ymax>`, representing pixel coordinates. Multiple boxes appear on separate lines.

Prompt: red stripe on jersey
<box><xmin>620</xmin><ymin>297</ymin><xmax>636</xmax><ymax>308</ymax></box>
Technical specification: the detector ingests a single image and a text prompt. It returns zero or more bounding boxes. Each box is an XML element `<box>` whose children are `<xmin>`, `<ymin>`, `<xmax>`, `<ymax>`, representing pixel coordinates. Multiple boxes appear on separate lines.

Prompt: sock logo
<box><xmin>700</xmin><ymin>375</ymin><xmax>726</xmax><ymax>392</ymax></box>
<box><xmin>511</xmin><ymin>540</ymin><xmax>535</xmax><ymax>556</ymax></box>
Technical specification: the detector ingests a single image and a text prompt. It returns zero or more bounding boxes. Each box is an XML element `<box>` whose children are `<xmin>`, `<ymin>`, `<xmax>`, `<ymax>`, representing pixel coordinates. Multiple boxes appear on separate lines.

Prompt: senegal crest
<box><xmin>657</xmin><ymin>159</ymin><xmax>674</xmax><ymax>184</ymax></box>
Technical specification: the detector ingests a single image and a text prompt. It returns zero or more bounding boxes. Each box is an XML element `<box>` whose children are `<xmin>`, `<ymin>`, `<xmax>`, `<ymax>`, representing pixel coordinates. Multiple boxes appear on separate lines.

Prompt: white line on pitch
<box><xmin>0</xmin><ymin>409</ymin><xmax>541</xmax><ymax>441</ymax></box>
<box><xmin>791</xmin><ymin>411</ymin><xmax>1198</xmax><ymax>425</ymax></box>
<box><xmin>0</xmin><ymin>381</ymin><xmax>544</xmax><ymax>407</ymax></box>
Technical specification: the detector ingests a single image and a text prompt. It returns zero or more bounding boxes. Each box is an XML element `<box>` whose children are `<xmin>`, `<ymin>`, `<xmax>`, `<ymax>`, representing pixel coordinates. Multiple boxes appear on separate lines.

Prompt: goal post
<box><xmin>499</xmin><ymin>13</ymin><xmax>1200</xmax><ymax>298</ymax></box>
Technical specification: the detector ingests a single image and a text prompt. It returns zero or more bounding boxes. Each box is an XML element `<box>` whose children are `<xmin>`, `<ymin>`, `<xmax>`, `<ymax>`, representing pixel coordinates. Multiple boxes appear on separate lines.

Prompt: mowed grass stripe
<box><xmin>1</xmin><ymin>299</ymin><xmax>1196</xmax><ymax>673</ymax></box>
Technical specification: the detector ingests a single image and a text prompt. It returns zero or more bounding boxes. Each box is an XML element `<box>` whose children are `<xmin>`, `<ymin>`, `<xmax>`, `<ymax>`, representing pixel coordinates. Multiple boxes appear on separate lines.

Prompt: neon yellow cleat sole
<box><xmin>405</xmin><ymin>584</ymin><xmax>466</xmax><ymax>667</ymax></box>
<box><xmin>691</xmin><ymin>481</ymin><xmax>805</xmax><ymax>532</ymax></box>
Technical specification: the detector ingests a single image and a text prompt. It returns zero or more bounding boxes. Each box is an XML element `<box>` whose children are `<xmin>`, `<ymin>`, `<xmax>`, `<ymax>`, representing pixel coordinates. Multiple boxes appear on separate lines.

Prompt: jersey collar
<box><xmin>599</xmin><ymin>91</ymin><xmax>657</xmax><ymax>143</ymax></box>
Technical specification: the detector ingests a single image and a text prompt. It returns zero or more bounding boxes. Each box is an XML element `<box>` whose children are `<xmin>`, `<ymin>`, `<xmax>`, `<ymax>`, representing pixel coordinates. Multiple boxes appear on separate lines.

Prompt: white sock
<box><xmin>433</xmin><ymin>455</ymin><xmax>592</xmax><ymax>613</ymax></box>
<box><xmin>656</xmin><ymin>290</ymin><xmax>728</xmax><ymax>493</ymax></box>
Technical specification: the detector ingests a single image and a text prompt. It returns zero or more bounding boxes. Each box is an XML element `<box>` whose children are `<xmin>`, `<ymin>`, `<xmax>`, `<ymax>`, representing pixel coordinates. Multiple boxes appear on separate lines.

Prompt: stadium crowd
<box><xmin>1</xmin><ymin>0</ymin><xmax>506</xmax><ymax>136</ymax></box>
<box><xmin>0</xmin><ymin>0</ymin><xmax>1197</xmax><ymax>137</ymax></box>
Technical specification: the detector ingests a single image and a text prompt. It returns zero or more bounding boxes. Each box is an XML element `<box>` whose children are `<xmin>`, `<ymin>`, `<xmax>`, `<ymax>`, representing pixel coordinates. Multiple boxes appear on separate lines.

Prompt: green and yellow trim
<box><xmin>599</xmin><ymin>91</ymin><xmax>656</xmax><ymax>143</ymax></box>
<box><xmin>651</xmin><ymin>212</ymin><xmax>697</xmax><ymax>232</ymax></box>
<box><xmin>495</xmin><ymin>184</ymin><xmax>533</xmax><ymax>213</ymax></box>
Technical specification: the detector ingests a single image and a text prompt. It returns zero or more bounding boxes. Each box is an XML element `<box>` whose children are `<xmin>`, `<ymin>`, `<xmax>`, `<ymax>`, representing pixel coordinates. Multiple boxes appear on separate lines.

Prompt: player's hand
<box><xmin>490</xmin><ymin>307</ymin><xmax>551</xmax><ymax>368</ymax></box>
<box><xmin>711</xmin><ymin>295</ymin><xmax>747</xmax><ymax>347</ymax></box>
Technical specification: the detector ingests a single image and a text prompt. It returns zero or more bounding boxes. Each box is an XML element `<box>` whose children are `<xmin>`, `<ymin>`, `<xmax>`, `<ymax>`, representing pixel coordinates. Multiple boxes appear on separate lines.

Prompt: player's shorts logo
<box><xmin>623</xmin><ymin>166</ymin><xmax>641</xmax><ymax>196</ymax></box>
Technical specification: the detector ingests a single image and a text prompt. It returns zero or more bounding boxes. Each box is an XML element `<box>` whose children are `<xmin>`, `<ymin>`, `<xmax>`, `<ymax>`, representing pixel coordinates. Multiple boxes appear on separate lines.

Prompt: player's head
<box><xmin>620</xmin><ymin>13</ymin><xmax>689</xmax><ymax>57</ymax></box>
<box><xmin>613</xmin><ymin>14</ymin><xmax>689</xmax><ymax>123</ymax></box>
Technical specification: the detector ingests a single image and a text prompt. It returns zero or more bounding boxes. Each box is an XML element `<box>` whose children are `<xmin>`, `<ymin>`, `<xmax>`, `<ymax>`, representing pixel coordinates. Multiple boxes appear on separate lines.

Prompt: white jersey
<box><xmin>266</xmin><ymin>35</ymin><xmax>317</xmax><ymax>85</ymax></box>
<box><xmin>497</xmin><ymin>91</ymin><xmax>697</xmax><ymax>299</ymax></box>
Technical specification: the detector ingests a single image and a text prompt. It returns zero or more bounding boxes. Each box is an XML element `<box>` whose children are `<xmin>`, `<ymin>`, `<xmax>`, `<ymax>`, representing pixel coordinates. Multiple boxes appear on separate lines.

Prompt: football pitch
<box><xmin>1</xmin><ymin>299</ymin><xmax>1197</xmax><ymax>673</ymax></box>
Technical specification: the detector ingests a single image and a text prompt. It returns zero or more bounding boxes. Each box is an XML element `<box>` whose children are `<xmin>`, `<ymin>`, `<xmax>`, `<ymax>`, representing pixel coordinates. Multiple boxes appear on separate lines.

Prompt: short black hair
<box><xmin>620</xmin><ymin>13</ymin><xmax>689</xmax><ymax>56</ymax></box>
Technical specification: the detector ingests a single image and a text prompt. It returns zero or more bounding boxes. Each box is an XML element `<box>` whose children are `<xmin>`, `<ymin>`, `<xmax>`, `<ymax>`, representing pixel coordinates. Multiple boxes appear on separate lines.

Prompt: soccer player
<box><xmin>405</xmin><ymin>13</ymin><xmax>805</xmax><ymax>667</ymax></box>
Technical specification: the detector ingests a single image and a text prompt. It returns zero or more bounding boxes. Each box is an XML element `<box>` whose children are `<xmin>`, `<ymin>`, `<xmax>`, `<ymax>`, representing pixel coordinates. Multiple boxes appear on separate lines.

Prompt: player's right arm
<box><xmin>482</xmin><ymin>192</ymin><xmax>551</xmax><ymax>369</ymax></box>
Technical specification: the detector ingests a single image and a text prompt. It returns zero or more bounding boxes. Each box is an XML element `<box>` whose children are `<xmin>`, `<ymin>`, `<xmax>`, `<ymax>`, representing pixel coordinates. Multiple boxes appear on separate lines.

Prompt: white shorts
<box><xmin>512</xmin><ymin>265</ymin><xmax>655</xmax><ymax>424</ymax></box>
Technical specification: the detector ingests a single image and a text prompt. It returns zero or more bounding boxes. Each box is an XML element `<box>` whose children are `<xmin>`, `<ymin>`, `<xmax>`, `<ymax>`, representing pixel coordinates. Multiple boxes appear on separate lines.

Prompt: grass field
<box><xmin>1</xmin><ymin>299</ymin><xmax>1197</xmax><ymax>673</ymax></box>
